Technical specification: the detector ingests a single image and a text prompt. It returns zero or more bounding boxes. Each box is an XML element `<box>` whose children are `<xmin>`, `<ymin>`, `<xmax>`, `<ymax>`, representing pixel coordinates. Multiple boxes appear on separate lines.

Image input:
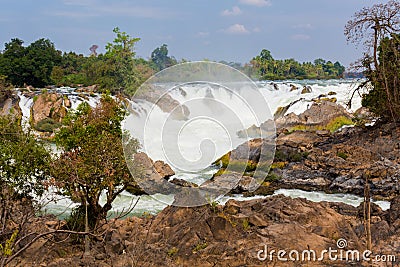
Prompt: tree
<box><xmin>345</xmin><ymin>0</ymin><xmax>400</xmax><ymax>121</ymax></box>
<box><xmin>51</xmin><ymin>95</ymin><xmax>141</xmax><ymax>228</ymax></box>
<box><xmin>0</xmin><ymin>38</ymin><xmax>61</xmax><ymax>87</ymax></box>
<box><xmin>0</xmin><ymin>115</ymin><xmax>51</xmax><ymax>266</ymax></box>
<box><xmin>0</xmin><ymin>115</ymin><xmax>51</xmax><ymax>196</ymax></box>
<box><xmin>103</xmin><ymin>27</ymin><xmax>141</xmax><ymax>94</ymax></box>
<box><xmin>361</xmin><ymin>34</ymin><xmax>400</xmax><ymax>120</ymax></box>
<box><xmin>0</xmin><ymin>39</ymin><xmax>27</xmax><ymax>86</ymax></box>
<box><xmin>150</xmin><ymin>44</ymin><xmax>176</xmax><ymax>71</ymax></box>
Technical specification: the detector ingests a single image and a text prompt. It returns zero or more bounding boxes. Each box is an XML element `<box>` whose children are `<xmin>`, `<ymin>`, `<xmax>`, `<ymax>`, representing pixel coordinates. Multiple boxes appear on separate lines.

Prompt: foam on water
<box><xmin>19</xmin><ymin>80</ymin><xmax>386</xmax><ymax>217</ymax></box>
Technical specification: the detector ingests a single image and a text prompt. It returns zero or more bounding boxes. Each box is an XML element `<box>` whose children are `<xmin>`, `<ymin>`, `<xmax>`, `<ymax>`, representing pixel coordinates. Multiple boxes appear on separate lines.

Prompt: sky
<box><xmin>0</xmin><ymin>0</ymin><xmax>388</xmax><ymax>67</ymax></box>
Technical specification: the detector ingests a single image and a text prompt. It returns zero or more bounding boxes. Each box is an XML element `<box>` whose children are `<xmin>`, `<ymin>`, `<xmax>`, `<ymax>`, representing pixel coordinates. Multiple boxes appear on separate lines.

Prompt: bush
<box><xmin>337</xmin><ymin>151</ymin><xmax>348</xmax><ymax>160</ymax></box>
<box><xmin>34</xmin><ymin>118</ymin><xmax>61</xmax><ymax>132</ymax></box>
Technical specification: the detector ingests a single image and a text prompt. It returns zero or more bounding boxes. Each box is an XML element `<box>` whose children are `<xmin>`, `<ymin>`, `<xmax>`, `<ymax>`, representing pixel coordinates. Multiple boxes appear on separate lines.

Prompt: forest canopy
<box><xmin>0</xmin><ymin>28</ymin><xmax>346</xmax><ymax>96</ymax></box>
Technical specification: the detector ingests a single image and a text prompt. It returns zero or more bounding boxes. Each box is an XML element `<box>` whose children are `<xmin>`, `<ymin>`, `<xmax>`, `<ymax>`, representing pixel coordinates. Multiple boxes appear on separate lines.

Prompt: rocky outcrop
<box><xmin>301</xmin><ymin>85</ymin><xmax>312</xmax><ymax>94</ymax></box>
<box><xmin>273</xmin><ymin>124</ymin><xmax>400</xmax><ymax>199</ymax></box>
<box><xmin>127</xmin><ymin>152</ymin><xmax>177</xmax><ymax>195</ymax></box>
<box><xmin>0</xmin><ymin>90</ymin><xmax>21</xmax><ymax>118</ymax></box>
<box><xmin>276</xmin><ymin>100</ymin><xmax>352</xmax><ymax>129</ymax></box>
<box><xmin>31</xmin><ymin>93</ymin><xmax>68</xmax><ymax>132</ymax></box>
<box><xmin>13</xmin><ymin>194</ymin><xmax>400</xmax><ymax>267</ymax></box>
<box><xmin>135</xmin><ymin>87</ymin><xmax>190</xmax><ymax>120</ymax></box>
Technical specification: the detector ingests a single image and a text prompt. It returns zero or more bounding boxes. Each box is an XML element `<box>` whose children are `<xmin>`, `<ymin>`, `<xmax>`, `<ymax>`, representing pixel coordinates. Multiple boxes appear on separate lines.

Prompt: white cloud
<box><xmin>221</xmin><ymin>6</ymin><xmax>242</xmax><ymax>16</ymax></box>
<box><xmin>292</xmin><ymin>23</ymin><xmax>313</xmax><ymax>29</ymax></box>
<box><xmin>239</xmin><ymin>0</ymin><xmax>271</xmax><ymax>7</ymax></box>
<box><xmin>224</xmin><ymin>24</ymin><xmax>250</xmax><ymax>34</ymax></box>
<box><xmin>196</xmin><ymin>31</ymin><xmax>210</xmax><ymax>38</ymax></box>
<box><xmin>291</xmin><ymin>34</ymin><xmax>311</xmax><ymax>40</ymax></box>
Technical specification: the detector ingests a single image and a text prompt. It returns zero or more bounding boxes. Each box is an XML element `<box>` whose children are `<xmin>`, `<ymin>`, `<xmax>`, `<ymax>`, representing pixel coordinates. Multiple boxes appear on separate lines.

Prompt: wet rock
<box><xmin>301</xmin><ymin>85</ymin><xmax>312</xmax><ymax>94</ymax></box>
<box><xmin>289</xmin><ymin>84</ymin><xmax>298</xmax><ymax>91</ymax></box>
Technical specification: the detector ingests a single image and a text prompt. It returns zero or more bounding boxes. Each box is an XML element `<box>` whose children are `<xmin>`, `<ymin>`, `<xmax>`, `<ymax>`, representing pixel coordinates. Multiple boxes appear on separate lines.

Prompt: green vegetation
<box><xmin>288</xmin><ymin>116</ymin><xmax>353</xmax><ymax>133</ymax></box>
<box><xmin>345</xmin><ymin>0</ymin><xmax>400</xmax><ymax>122</ymax></box>
<box><xmin>337</xmin><ymin>151</ymin><xmax>348</xmax><ymax>160</ymax></box>
<box><xmin>264</xmin><ymin>172</ymin><xmax>281</xmax><ymax>182</ymax></box>
<box><xmin>34</xmin><ymin>118</ymin><xmax>61</xmax><ymax>133</ymax></box>
<box><xmin>51</xmin><ymin>95</ymin><xmax>141</xmax><ymax>229</ymax></box>
<box><xmin>249</xmin><ymin>49</ymin><xmax>345</xmax><ymax>80</ymax></box>
<box><xmin>271</xmin><ymin>162</ymin><xmax>287</xmax><ymax>169</ymax></box>
<box><xmin>242</xmin><ymin>219</ymin><xmax>250</xmax><ymax>231</ymax></box>
<box><xmin>0</xmin><ymin>115</ymin><xmax>50</xmax><ymax>265</ymax></box>
<box><xmin>192</xmin><ymin>241</ymin><xmax>208</xmax><ymax>253</ymax></box>
<box><xmin>150</xmin><ymin>44</ymin><xmax>177</xmax><ymax>71</ymax></box>
<box><xmin>0</xmin><ymin>230</ymin><xmax>18</xmax><ymax>257</ymax></box>
<box><xmin>0</xmin><ymin>27</ymin><xmax>347</xmax><ymax>96</ymax></box>
<box><xmin>167</xmin><ymin>247</ymin><xmax>179</xmax><ymax>257</ymax></box>
<box><xmin>0</xmin><ymin>115</ymin><xmax>51</xmax><ymax>196</ymax></box>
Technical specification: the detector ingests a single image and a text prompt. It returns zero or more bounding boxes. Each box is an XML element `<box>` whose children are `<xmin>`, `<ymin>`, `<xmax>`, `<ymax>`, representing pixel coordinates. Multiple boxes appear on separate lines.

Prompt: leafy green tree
<box><xmin>0</xmin><ymin>115</ymin><xmax>51</xmax><ymax>196</ymax></box>
<box><xmin>51</xmin><ymin>95</ymin><xmax>141</xmax><ymax>228</ymax></box>
<box><xmin>103</xmin><ymin>27</ymin><xmax>141</xmax><ymax>94</ymax></box>
<box><xmin>150</xmin><ymin>44</ymin><xmax>176</xmax><ymax>71</ymax></box>
<box><xmin>24</xmin><ymin>39</ymin><xmax>62</xmax><ymax>87</ymax></box>
<box><xmin>0</xmin><ymin>38</ymin><xmax>61</xmax><ymax>87</ymax></box>
<box><xmin>0</xmin><ymin>39</ymin><xmax>27</xmax><ymax>86</ymax></box>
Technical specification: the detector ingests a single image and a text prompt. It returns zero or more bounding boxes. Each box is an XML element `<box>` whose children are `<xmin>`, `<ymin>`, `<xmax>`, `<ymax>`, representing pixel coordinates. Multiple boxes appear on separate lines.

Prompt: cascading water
<box><xmin>20</xmin><ymin>79</ymin><xmax>389</xmax><ymax>216</ymax></box>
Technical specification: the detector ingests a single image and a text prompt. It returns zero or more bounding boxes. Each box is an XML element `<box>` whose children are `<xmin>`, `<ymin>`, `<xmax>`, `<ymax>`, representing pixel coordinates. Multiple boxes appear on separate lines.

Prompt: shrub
<box><xmin>34</xmin><ymin>118</ymin><xmax>61</xmax><ymax>132</ymax></box>
<box><xmin>264</xmin><ymin>172</ymin><xmax>281</xmax><ymax>182</ymax></box>
<box><xmin>337</xmin><ymin>151</ymin><xmax>348</xmax><ymax>160</ymax></box>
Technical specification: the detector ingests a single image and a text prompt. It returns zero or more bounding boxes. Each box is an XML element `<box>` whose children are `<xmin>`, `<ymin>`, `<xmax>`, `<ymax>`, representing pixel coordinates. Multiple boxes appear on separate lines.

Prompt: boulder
<box><xmin>276</xmin><ymin>101</ymin><xmax>352</xmax><ymax>129</ymax></box>
<box><xmin>135</xmin><ymin>87</ymin><xmax>190</xmax><ymax>120</ymax></box>
<box><xmin>31</xmin><ymin>93</ymin><xmax>67</xmax><ymax>130</ymax></box>
<box><xmin>153</xmin><ymin>160</ymin><xmax>175</xmax><ymax>179</ymax></box>
<box><xmin>301</xmin><ymin>85</ymin><xmax>312</xmax><ymax>94</ymax></box>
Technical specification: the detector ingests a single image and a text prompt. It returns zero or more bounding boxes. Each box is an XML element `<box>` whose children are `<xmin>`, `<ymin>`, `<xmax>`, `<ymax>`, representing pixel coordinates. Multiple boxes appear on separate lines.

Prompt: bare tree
<box><xmin>89</xmin><ymin>45</ymin><xmax>99</xmax><ymax>57</ymax></box>
<box><xmin>345</xmin><ymin>0</ymin><xmax>400</xmax><ymax>121</ymax></box>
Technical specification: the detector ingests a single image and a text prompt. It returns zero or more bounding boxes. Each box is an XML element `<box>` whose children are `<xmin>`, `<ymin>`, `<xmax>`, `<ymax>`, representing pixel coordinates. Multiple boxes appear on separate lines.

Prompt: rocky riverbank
<box><xmin>212</xmin><ymin>101</ymin><xmax>400</xmax><ymax>201</ymax></box>
<box><xmin>10</xmin><ymin>194</ymin><xmax>400</xmax><ymax>266</ymax></box>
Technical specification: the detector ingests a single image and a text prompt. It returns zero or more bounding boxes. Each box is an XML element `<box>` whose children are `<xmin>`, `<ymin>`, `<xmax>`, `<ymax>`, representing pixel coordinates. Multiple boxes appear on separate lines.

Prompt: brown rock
<box><xmin>31</xmin><ymin>93</ymin><xmax>67</xmax><ymax>126</ymax></box>
<box><xmin>154</xmin><ymin>160</ymin><xmax>175</xmax><ymax>179</ymax></box>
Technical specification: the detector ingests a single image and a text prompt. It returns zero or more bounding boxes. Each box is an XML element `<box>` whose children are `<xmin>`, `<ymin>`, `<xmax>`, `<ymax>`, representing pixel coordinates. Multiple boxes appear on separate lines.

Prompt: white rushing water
<box><xmin>19</xmin><ymin>80</ymin><xmax>390</xmax><ymax>216</ymax></box>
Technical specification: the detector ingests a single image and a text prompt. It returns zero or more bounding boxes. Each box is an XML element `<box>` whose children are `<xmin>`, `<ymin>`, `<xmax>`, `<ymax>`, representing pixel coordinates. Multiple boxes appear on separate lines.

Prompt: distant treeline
<box><xmin>0</xmin><ymin>28</ymin><xmax>346</xmax><ymax>96</ymax></box>
<box><xmin>243</xmin><ymin>49</ymin><xmax>346</xmax><ymax>80</ymax></box>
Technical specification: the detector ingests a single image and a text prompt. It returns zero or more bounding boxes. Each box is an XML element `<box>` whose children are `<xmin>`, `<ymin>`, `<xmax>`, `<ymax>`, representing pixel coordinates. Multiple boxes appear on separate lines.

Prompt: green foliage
<box><xmin>192</xmin><ymin>241</ymin><xmax>208</xmax><ymax>253</ymax></box>
<box><xmin>289</xmin><ymin>116</ymin><xmax>353</xmax><ymax>133</ymax></box>
<box><xmin>250</xmin><ymin>49</ymin><xmax>345</xmax><ymax>80</ymax></box>
<box><xmin>0</xmin><ymin>38</ymin><xmax>62</xmax><ymax>87</ymax></box>
<box><xmin>264</xmin><ymin>172</ymin><xmax>281</xmax><ymax>182</ymax></box>
<box><xmin>242</xmin><ymin>219</ymin><xmax>250</xmax><ymax>231</ymax></box>
<box><xmin>0</xmin><ymin>230</ymin><xmax>18</xmax><ymax>257</ymax></box>
<box><xmin>361</xmin><ymin>34</ymin><xmax>400</xmax><ymax>121</ymax></box>
<box><xmin>34</xmin><ymin>118</ymin><xmax>61</xmax><ymax>133</ymax></box>
<box><xmin>0</xmin><ymin>115</ymin><xmax>50</xmax><ymax>197</ymax></box>
<box><xmin>337</xmin><ymin>151</ymin><xmax>348</xmax><ymax>160</ymax></box>
<box><xmin>208</xmin><ymin>198</ymin><xmax>219</xmax><ymax>213</ymax></box>
<box><xmin>65</xmin><ymin>205</ymin><xmax>96</xmax><ymax>232</ymax></box>
<box><xmin>150</xmin><ymin>44</ymin><xmax>177</xmax><ymax>71</ymax></box>
<box><xmin>271</xmin><ymin>162</ymin><xmax>287</xmax><ymax>169</ymax></box>
<box><xmin>51</xmin><ymin>95</ymin><xmax>141</xmax><ymax>227</ymax></box>
<box><xmin>167</xmin><ymin>247</ymin><xmax>179</xmax><ymax>257</ymax></box>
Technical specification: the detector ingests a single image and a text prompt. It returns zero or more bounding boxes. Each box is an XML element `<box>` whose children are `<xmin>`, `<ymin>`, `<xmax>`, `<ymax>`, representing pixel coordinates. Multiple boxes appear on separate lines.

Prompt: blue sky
<box><xmin>0</xmin><ymin>0</ymin><xmax>387</xmax><ymax>67</ymax></box>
